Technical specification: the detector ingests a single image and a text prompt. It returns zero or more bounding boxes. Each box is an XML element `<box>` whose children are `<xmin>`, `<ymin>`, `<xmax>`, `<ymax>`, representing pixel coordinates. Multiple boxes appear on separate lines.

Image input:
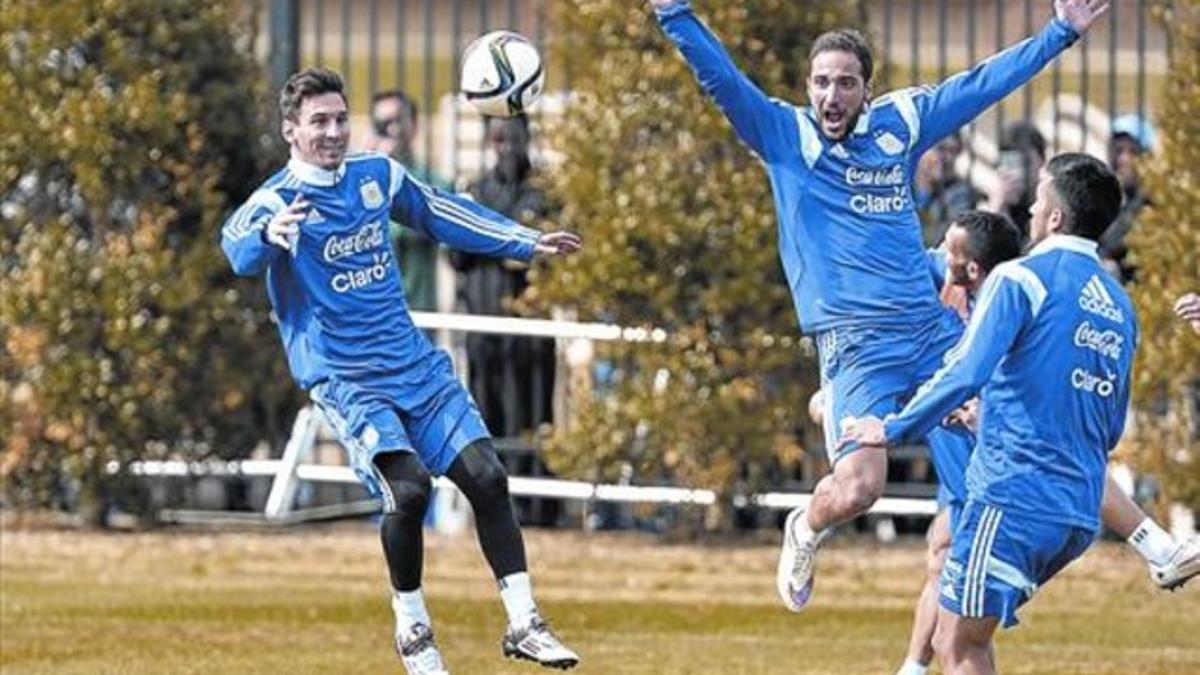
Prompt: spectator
<box><xmin>451</xmin><ymin>115</ymin><xmax>555</xmax><ymax>437</ymax></box>
<box><xmin>364</xmin><ymin>90</ymin><xmax>445</xmax><ymax>311</ymax></box>
<box><xmin>1099</xmin><ymin>114</ymin><xmax>1157</xmax><ymax>284</ymax></box>
<box><xmin>913</xmin><ymin>131</ymin><xmax>980</xmax><ymax>246</ymax></box>
<box><xmin>985</xmin><ymin>121</ymin><xmax>1047</xmax><ymax>243</ymax></box>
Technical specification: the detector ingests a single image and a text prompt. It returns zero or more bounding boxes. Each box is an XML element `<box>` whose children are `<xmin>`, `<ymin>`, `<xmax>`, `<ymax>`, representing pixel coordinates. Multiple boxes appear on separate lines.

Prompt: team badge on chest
<box><xmin>359</xmin><ymin>179</ymin><xmax>385</xmax><ymax>209</ymax></box>
<box><xmin>875</xmin><ymin>132</ymin><xmax>905</xmax><ymax>156</ymax></box>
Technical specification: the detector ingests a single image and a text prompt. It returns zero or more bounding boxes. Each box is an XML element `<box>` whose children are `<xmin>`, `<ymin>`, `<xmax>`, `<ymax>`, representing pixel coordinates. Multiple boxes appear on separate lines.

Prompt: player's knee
<box><xmin>451</xmin><ymin>440</ymin><xmax>512</xmax><ymax>509</ymax></box>
<box><xmin>387</xmin><ymin>476</ymin><xmax>432</xmax><ymax>516</ymax></box>
<box><xmin>842</xmin><ymin>474</ymin><xmax>884</xmax><ymax>514</ymax></box>
<box><xmin>375</xmin><ymin>453</ymin><xmax>433</xmax><ymax>517</ymax></box>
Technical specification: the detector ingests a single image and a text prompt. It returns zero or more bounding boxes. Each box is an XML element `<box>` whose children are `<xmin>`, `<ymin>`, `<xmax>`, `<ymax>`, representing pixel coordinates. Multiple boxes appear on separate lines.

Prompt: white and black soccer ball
<box><xmin>460</xmin><ymin>30</ymin><xmax>544</xmax><ymax>118</ymax></box>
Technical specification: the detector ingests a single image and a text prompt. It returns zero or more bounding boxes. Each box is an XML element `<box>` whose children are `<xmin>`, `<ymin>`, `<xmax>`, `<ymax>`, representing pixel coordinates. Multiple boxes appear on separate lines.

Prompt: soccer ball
<box><xmin>460</xmin><ymin>31</ymin><xmax>544</xmax><ymax>118</ymax></box>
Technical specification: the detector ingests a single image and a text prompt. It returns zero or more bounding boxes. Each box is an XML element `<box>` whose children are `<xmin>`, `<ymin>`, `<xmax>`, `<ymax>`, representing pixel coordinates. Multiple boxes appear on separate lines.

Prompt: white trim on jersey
<box><xmin>417</xmin><ymin>182</ymin><xmax>540</xmax><ymax>246</ymax></box>
<box><xmin>287</xmin><ymin>156</ymin><xmax>346</xmax><ymax>186</ymax></box>
<box><xmin>223</xmin><ymin>188</ymin><xmax>287</xmax><ymax>241</ymax></box>
<box><xmin>886</xmin><ymin>88</ymin><xmax>922</xmax><ymax>151</ymax></box>
<box><xmin>1029</xmin><ymin>234</ymin><xmax>1100</xmax><ymax>261</ymax></box>
<box><xmin>794</xmin><ymin>108</ymin><xmax>824</xmax><ymax>168</ymax></box>
<box><xmin>999</xmin><ymin>262</ymin><xmax>1047</xmax><ymax>318</ymax></box>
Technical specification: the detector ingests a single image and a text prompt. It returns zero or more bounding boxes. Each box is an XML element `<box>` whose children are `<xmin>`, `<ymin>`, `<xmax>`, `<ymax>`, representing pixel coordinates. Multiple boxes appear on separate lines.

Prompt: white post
<box><xmin>264</xmin><ymin>406</ymin><xmax>321</xmax><ymax>521</ymax></box>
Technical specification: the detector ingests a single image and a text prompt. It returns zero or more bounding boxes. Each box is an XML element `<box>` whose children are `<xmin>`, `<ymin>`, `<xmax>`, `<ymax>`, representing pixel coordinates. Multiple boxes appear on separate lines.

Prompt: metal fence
<box><xmin>868</xmin><ymin>0</ymin><xmax>1168</xmax><ymax>177</ymax></box>
<box><xmin>266</xmin><ymin>0</ymin><xmax>1169</xmax><ymax>186</ymax></box>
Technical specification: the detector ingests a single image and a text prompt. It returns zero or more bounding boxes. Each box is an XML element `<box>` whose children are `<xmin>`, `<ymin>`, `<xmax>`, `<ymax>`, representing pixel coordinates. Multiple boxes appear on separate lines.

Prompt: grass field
<box><xmin>2</xmin><ymin>522</ymin><xmax>1197</xmax><ymax>674</ymax></box>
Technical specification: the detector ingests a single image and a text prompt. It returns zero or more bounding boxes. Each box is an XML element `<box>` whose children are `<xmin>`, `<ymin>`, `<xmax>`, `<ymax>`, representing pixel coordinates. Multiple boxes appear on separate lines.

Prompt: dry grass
<box><xmin>2</xmin><ymin>522</ymin><xmax>1197</xmax><ymax>674</ymax></box>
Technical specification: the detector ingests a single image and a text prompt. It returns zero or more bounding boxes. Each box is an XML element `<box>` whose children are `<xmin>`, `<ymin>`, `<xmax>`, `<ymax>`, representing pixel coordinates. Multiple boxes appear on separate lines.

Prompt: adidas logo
<box><xmin>1079</xmin><ymin>275</ymin><xmax>1124</xmax><ymax>323</ymax></box>
<box><xmin>830</xmin><ymin>143</ymin><xmax>849</xmax><ymax>159</ymax></box>
<box><xmin>304</xmin><ymin>209</ymin><xmax>325</xmax><ymax>224</ymax></box>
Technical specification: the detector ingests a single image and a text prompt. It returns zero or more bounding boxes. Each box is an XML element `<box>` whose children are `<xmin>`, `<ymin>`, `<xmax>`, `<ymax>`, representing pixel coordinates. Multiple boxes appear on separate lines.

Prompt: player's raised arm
<box><xmin>651</xmin><ymin>0</ymin><xmax>797</xmax><ymax>162</ymax></box>
<box><xmin>907</xmin><ymin>0</ymin><xmax>1108</xmax><ymax>157</ymax></box>
<box><xmin>386</xmin><ymin>158</ymin><xmax>568</xmax><ymax>262</ymax></box>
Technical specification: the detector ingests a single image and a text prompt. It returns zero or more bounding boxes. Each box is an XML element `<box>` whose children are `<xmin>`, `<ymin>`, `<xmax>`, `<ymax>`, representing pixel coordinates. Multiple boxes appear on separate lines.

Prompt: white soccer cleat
<box><xmin>1150</xmin><ymin>535</ymin><xmax>1200</xmax><ymax>591</ymax></box>
<box><xmin>776</xmin><ymin>507</ymin><xmax>821</xmax><ymax>612</ymax></box>
<box><xmin>502</xmin><ymin>616</ymin><xmax>580</xmax><ymax>670</ymax></box>
<box><xmin>395</xmin><ymin>623</ymin><xmax>450</xmax><ymax>675</ymax></box>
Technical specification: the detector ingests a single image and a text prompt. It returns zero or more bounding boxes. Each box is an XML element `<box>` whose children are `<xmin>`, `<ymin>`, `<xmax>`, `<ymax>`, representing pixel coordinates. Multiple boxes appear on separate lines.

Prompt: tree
<box><xmin>1124</xmin><ymin>0</ymin><xmax>1200</xmax><ymax>512</ymax></box>
<box><xmin>0</xmin><ymin>0</ymin><xmax>302</xmax><ymax>523</ymax></box>
<box><xmin>530</xmin><ymin>0</ymin><xmax>863</xmax><ymax>530</ymax></box>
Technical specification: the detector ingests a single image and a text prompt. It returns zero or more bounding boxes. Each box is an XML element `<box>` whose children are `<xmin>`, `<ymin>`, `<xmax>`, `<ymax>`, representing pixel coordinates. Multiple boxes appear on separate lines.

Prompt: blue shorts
<box><xmin>816</xmin><ymin>311</ymin><xmax>964</xmax><ymax>464</ymax></box>
<box><xmin>309</xmin><ymin>351</ymin><xmax>489</xmax><ymax>498</ymax></box>
<box><xmin>931</xmin><ymin>424</ymin><xmax>974</xmax><ymax>507</ymax></box>
<box><xmin>939</xmin><ymin>500</ymin><xmax>1095</xmax><ymax>628</ymax></box>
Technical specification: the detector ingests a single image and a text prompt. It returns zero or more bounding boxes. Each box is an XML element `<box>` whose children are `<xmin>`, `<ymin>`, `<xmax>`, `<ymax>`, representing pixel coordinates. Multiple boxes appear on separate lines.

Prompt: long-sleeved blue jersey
<box><xmin>657</xmin><ymin>2</ymin><xmax>1079</xmax><ymax>334</ymax></box>
<box><xmin>221</xmin><ymin>153</ymin><xmax>541</xmax><ymax>391</ymax></box>
<box><xmin>884</xmin><ymin>236</ymin><xmax>1138</xmax><ymax>531</ymax></box>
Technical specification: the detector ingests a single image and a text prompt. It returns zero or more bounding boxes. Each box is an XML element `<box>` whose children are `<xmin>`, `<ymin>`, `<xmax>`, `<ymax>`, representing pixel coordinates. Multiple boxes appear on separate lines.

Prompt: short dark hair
<box><xmin>1044</xmin><ymin>153</ymin><xmax>1124</xmax><ymax>241</ymax></box>
<box><xmin>279</xmin><ymin>67</ymin><xmax>346</xmax><ymax>122</ymax></box>
<box><xmin>950</xmin><ymin>210</ymin><xmax>1023</xmax><ymax>272</ymax></box>
<box><xmin>1000</xmin><ymin>121</ymin><xmax>1047</xmax><ymax>161</ymax></box>
<box><xmin>810</xmin><ymin>29</ymin><xmax>874</xmax><ymax>84</ymax></box>
<box><xmin>371</xmin><ymin>89</ymin><xmax>419</xmax><ymax>124</ymax></box>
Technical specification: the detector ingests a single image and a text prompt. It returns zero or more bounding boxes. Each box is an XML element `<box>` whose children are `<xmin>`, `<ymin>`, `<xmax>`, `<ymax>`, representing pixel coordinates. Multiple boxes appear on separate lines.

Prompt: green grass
<box><xmin>2</xmin><ymin>525</ymin><xmax>1197</xmax><ymax>674</ymax></box>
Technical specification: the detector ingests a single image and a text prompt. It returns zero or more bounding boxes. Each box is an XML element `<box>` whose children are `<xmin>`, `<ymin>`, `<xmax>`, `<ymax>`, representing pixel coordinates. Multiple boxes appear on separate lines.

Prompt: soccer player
<box><xmin>220</xmin><ymin>67</ymin><xmax>580</xmax><ymax>675</ymax></box>
<box><xmin>894</xmin><ymin>212</ymin><xmax>1198</xmax><ymax>675</ymax></box>
<box><xmin>897</xmin><ymin>211</ymin><xmax>1022</xmax><ymax>675</ymax></box>
<box><xmin>841</xmin><ymin>154</ymin><xmax>1137</xmax><ymax>674</ymax></box>
<box><xmin>648</xmin><ymin>0</ymin><xmax>1109</xmax><ymax>612</ymax></box>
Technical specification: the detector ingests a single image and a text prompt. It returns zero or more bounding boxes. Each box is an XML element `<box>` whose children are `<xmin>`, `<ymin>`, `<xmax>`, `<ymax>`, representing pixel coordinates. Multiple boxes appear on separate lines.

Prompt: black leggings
<box><xmin>374</xmin><ymin>439</ymin><xmax>526</xmax><ymax>592</ymax></box>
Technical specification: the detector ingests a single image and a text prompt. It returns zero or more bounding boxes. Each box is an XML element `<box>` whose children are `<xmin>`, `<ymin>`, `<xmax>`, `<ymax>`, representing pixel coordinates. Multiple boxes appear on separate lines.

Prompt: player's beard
<box><xmin>818</xmin><ymin>102</ymin><xmax>864</xmax><ymax>140</ymax></box>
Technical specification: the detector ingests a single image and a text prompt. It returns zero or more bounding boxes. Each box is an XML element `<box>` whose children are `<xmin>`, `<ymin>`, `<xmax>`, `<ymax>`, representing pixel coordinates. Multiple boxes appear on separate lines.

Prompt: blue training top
<box><xmin>886</xmin><ymin>236</ymin><xmax>1138</xmax><ymax>531</ymax></box>
<box><xmin>221</xmin><ymin>152</ymin><xmax>540</xmax><ymax>392</ymax></box>
<box><xmin>657</xmin><ymin>1</ymin><xmax>1079</xmax><ymax>333</ymax></box>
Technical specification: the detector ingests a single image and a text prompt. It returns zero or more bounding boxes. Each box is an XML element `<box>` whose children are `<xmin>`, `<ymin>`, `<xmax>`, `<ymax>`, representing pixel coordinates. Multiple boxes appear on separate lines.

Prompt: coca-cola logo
<box><xmin>1073</xmin><ymin>321</ymin><xmax>1123</xmax><ymax>360</ymax></box>
<box><xmin>844</xmin><ymin>164</ymin><xmax>905</xmax><ymax>187</ymax></box>
<box><xmin>323</xmin><ymin>221</ymin><xmax>384</xmax><ymax>262</ymax></box>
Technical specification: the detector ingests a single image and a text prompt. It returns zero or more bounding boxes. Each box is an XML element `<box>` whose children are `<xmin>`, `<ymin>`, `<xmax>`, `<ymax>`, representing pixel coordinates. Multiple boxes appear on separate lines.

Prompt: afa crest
<box><xmin>360</xmin><ymin>180</ymin><xmax>385</xmax><ymax>209</ymax></box>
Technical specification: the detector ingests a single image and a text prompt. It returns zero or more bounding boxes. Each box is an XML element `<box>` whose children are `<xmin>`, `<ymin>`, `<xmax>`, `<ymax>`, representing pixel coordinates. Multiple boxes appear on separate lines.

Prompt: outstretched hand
<box><xmin>535</xmin><ymin>231</ymin><xmax>583</xmax><ymax>257</ymax></box>
<box><xmin>1174</xmin><ymin>292</ymin><xmax>1200</xmax><ymax>333</ymax></box>
<box><xmin>1055</xmin><ymin>0</ymin><xmax>1109</xmax><ymax>35</ymax></box>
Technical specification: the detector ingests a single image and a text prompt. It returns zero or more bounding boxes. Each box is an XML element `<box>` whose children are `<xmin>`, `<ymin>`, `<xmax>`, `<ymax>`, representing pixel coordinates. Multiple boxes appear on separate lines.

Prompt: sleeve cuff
<box><xmin>654</xmin><ymin>0</ymin><xmax>692</xmax><ymax>21</ymax></box>
<box><xmin>1049</xmin><ymin>17</ymin><xmax>1081</xmax><ymax>46</ymax></box>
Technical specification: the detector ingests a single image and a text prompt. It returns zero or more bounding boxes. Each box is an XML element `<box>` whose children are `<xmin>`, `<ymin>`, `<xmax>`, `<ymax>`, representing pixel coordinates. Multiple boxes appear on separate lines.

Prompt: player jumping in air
<box><xmin>221</xmin><ymin>67</ymin><xmax>580</xmax><ymax>675</ymax></box>
<box><xmin>648</xmin><ymin>0</ymin><xmax>1109</xmax><ymax>613</ymax></box>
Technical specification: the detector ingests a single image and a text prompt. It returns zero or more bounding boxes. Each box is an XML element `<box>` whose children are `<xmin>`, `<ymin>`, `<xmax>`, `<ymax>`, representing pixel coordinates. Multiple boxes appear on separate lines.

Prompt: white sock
<box><xmin>498</xmin><ymin>572</ymin><xmax>539</xmax><ymax>629</ymax></box>
<box><xmin>392</xmin><ymin>588</ymin><xmax>432</xmax><ymax>635</ymax></box>
<box><xmin>895</xmin><ymin>660</ymin><xmax>929</xmax><ymax>675</ymax></box>
<box><xmin>1128</xmin><ymin>518</ymin><xmax>1178</xmax><ymax>566</ymax></box>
